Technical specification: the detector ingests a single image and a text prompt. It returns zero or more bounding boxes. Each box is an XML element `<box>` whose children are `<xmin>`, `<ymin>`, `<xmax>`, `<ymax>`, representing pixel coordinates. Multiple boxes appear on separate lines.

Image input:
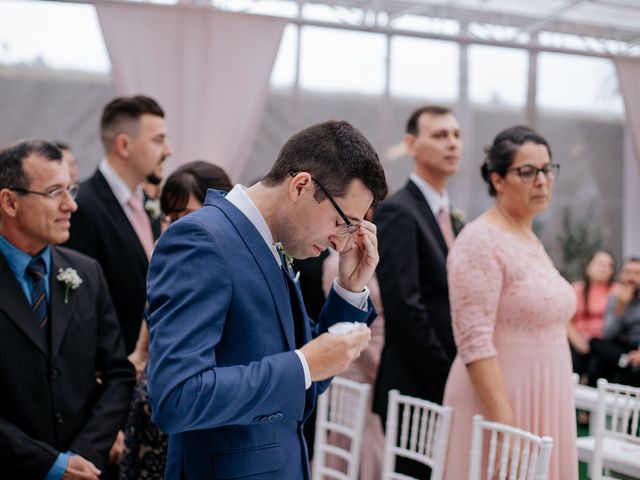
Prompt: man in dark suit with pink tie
<box><xmin>373</xmin><ymin>105</ymin><xmax>464</xmax><ymax>478</ymax></box>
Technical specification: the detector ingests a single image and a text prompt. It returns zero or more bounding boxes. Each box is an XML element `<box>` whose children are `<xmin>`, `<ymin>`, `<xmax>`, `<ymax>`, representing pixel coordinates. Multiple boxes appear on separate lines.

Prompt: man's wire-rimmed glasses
<box><xmin>8</xmin><ymin>184</ymin><xmax>80</xmax><ymax>201</ymax></box>
<box><xmin>289</xmin><ymin>172</ymin><xmax>359</xmax><ymax>236</ymax></box>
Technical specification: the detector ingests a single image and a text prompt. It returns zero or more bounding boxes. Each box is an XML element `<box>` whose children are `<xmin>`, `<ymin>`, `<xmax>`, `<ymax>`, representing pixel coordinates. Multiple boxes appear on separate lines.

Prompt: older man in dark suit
<box><xmin>373</xmin><ymin>105</ymin><xmax>464</xmax><ymax>478</ymax></box>
<box><xmin>0</xmin><ymin>140</ymin><xmax>135</xmax><ymax>480</ymax></box>
<box><xmin>66</xmin><ymin>95</ymin><xmax>172</xmax><ymax>356</ymax></box>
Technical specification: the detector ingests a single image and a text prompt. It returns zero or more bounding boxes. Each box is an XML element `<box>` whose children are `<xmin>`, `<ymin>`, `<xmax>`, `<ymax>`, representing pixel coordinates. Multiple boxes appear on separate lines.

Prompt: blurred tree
<box><xmin>556</xmin><ymin>205</ymin><xmax>603</xmax><ymax>281</ymax></box>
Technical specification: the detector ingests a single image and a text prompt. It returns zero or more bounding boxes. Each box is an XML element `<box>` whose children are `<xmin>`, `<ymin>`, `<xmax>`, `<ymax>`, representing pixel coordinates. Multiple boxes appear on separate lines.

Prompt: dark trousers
<box><xmin>588</xmin><ymin>338</ymin><xmax>640</xmax><ymax>387</ymax></box>
<box><xmin>571</xmin><ymin>345</ymin><xmax>595</xmax><ymax>379</ymax></box>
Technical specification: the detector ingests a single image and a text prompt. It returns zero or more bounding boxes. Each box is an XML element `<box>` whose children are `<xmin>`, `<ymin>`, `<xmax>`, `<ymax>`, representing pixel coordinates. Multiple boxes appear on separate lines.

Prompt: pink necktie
<box><xmin>127</xmin><ymin>195</ymin><xmax>154</xmax><ymax>259</ymax></box>
<box><xmin>437</xmin><ymin>206</ymin><xmax>455</xmax><ymax>250</ymax></box>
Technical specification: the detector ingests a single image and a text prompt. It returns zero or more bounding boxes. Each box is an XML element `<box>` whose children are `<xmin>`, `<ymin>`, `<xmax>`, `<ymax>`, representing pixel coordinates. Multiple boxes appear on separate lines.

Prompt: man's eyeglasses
<box><xmin>9</xmin><ymin>184</ymin><xmax>80</xmax><ymax>201</ymax></box>
<box><xmin>506</xmin><ymin>163</ymin><xmax>560</xmax><ymax>183</ymax></box>
<box><xmin>289</xmin><ymin>172</ymin><xmax>360</xmax><ymax>236</ymax></box>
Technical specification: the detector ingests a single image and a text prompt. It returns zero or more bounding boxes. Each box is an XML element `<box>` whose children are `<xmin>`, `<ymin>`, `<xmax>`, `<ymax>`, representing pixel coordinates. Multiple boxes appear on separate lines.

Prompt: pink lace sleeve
<box><xmin>447</xmin><ymin>223</ymin><xmax>502</xmax><ymax>364</ymax></box>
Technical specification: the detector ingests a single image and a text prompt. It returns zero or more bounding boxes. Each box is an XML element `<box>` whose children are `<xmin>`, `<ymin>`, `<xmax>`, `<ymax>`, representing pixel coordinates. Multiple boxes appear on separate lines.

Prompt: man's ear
<box><xmin>113</xmin><ymin>133</ymin><xmax>132</xmax><ymax>158</ymax></box>
<box><xmin>0</xmin><ymin>189</ymin><xmax>18</xmax><ymax>218</ymax></box>
<box><xmin>288</xmin><ymin>172</ymin><xmax>312</xmax><ymax>201</ymax></box>
<box><xmin>404</xmin><ymin>134</ymin><xmax>416</xmax><ymax>156</ymax></box>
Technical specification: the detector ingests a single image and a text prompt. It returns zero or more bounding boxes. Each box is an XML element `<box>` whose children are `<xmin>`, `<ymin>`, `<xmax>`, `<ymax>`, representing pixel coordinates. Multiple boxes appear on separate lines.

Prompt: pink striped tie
<box><xmin>127</xmin><ymin>195</ymin><xmax>154</xmax><ymax>259</ymax></box>
<box><xmin>437</xmin><ymin>206</ymin><xmax>455</xmax><ymax>250</ymax></box>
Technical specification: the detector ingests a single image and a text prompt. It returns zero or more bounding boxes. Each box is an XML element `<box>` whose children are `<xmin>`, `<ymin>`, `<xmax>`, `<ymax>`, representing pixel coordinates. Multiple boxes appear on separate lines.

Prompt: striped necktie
<box><xmin>26</xmin><ymin>257</ymin><xmax>49</xmax><ymax>336</ymax></box>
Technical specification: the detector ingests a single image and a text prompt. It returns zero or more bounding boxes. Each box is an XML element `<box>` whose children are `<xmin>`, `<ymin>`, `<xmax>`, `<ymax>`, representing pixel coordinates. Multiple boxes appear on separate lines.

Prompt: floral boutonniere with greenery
<box><xmin>56</xmin><ymin>268</ymin><xmax>83</xmax><ymax>304</ymax></box>
<box><xmin>275</xmin><ymin>242</ymin><xmax>299</xmax><ymax>281</ymax></box>
<box><xmin>144</xmin><ymin>199</ymin><xmax>162</xmax><ymax>220</ymax></box>
<box><xmin>451</xmin><ymin>208</ymin><xmax>466</xmax><ymax>223</ymax></box>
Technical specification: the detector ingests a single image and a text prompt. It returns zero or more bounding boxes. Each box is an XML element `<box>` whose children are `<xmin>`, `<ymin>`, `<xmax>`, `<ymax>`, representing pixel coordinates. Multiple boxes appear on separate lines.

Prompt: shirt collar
<box><xmin>99</xmin><ymin>158</ymin><xmax>144</xmax><ymax>207</ymax></box>
<box><xmin>225</xmin><ymin>184</ymin><xmax>282</xmax><ymax>267</ymax></box>
<box><xmin>409</xmin><ymin>172</ymin><xmax>450</xmax><ymax>216</ymax></box>
<box><xmin>0</xmin><ymin>234</ymin><xmax>52</xmax><ymax>282</ymax></box>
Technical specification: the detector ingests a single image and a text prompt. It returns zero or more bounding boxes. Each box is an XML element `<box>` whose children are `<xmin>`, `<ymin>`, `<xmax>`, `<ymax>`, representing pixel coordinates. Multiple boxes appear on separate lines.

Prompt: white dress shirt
<box><xmin>409</xmin><ymin>172</ymin><xmax>450</xmax><ymax>216</ymax></box>
<box><xmin>98</xmin><ymin>159</ymin><xmax>146</xmax><ymax>223</ymax></box>
<box><xmin>225</xmin><ymin>184</ymin><xmax>369</xmax><ymax>389</ymax></box>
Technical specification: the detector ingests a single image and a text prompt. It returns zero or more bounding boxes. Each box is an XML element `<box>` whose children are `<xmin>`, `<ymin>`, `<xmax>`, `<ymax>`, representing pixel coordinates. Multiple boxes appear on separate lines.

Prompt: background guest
<box><xmin>567</xmin><ymin>250</ymin><xmax>616</xmax><ymax>381</ymax></box>
<box><xmin>373</xmin><ymin>105</ymin><xmax>463</xmax><ymax>478</ymax></box>
<box><xmin>65</xmin><ymin>95</ymin><xmax>171</xmax><ymax>355</ymax></box>
<box><xmin>54</xmin><ymin>141</ymin><xmax>79</xmax><ymax>184</ymax></box>
<box><xmin>443</xmin><ymin>126</ymin><xmax>578</xmax><ymax>480</ymax></box>
<box><xmin>119</xmin><ymin>160</ymin><xmax>232</xmax><ymax>480</ymax></box>
<box><xmin>588</xmin><ymin>257</ymin><xmax>640</xmax><ymax>387</ymax></box>
<box><xmin>0</xmin><ymin>139</ymin><xmax>135</xmax><ymax>480</ymax></box>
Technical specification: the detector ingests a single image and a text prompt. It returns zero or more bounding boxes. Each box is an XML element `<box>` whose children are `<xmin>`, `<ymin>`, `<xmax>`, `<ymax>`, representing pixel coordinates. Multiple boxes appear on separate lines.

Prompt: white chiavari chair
<box><xmin>468</xmin><ymin>414</ymin><xmax>553</xmax><ymax>480</ymax></box>
<box><xmin>382</xmin><ymin>390</ymin><xmax>453</xmax><ymax>480</ymax></box>
<box><xmin>312</xmin><ymin>376</ymin><xmax>371</xmax><ymax>480</ymax></box>
<box><xmin>577</xmin><ymin>378</ymin><xmax>640</xmax><ymax>479</ymax></box>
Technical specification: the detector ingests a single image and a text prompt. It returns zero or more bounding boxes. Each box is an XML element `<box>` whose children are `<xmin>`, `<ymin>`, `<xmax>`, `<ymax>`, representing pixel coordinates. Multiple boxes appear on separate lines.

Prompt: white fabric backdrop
<box><xmin>614</xmin><ymin>57</ymin><xmax>640</xmax><ymax>255</ymax></box>
<box><xmin>95</xmin><ymin>0</ymin><xmax>286</xmax><ymax>180</ymax></box>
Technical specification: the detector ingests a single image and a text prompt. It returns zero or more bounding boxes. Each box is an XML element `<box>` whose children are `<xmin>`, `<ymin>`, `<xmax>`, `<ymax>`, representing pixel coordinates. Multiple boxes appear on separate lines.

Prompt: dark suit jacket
<box><xmin>373</xmin><ymin>180</ymin><xmax>463</xmax><ymax>420</ymax></box>
<box><xmin>146</xmin><ymin>190</ymin><xmax>376</xmax><ymax>479</ymax></box>
<box><xmin>65</xmin><ymin>170</ymin><xmax>150</xmax><ymax>353</ymax></box>
<box><xmin>0</xmin><ymin>246</ymin><xmax>135</xmax><ymax>478</ymax></box>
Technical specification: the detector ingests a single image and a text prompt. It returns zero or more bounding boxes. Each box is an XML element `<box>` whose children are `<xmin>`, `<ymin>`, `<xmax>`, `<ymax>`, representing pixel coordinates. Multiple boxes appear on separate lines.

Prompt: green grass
<box><xmin>577</xmin><ymin>418</ymin><xmax>590</xmax><ymax>480</ymax></box>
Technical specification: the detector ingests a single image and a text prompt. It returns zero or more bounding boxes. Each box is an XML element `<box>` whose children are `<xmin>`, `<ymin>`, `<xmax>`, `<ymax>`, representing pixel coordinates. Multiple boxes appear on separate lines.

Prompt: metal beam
<box><xmin>32</xmin><ymin>0</ymin><xmax>640</xmax><ymax>57</ymax></box>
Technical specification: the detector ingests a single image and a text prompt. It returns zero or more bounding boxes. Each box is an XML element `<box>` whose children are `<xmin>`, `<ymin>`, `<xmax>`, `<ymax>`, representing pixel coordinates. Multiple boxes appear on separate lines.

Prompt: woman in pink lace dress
<box><xmin>443</xmin><ymin>126</ymin><xmax>578</xmax><ymax>480</ymax></box>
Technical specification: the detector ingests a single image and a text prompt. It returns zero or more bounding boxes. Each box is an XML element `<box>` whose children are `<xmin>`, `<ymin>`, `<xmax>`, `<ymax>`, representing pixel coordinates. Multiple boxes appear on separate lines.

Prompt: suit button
<box><xmin>253</xmin><ymin>416</ymin><xmax>263</xmax><ymax>423</ymax></box>
<box><xmin>275</xmin><ymin>413</ymin><xmax>284</xmax><ymax>421</ymax></box>
<box><xmin>50</xmin><ymin>369</ymin><xmax>59</xmax><ymax>380</ymax></box>
<box><xmin>55</xmin><ymin>413</ymin><xmax>63</xmax><ymax>424</ymax></box>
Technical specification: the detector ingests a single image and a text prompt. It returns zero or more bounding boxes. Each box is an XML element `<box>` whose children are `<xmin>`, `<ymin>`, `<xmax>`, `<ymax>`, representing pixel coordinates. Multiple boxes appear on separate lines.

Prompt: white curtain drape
<box><xmin>95</xmin><ymin>1</ymin><xmax>286</xmax><ymax>180</ymax></box>
<box><xmin>614</xmin><ymin>57</ymin><xmax>640</xmax><ymax>255</ymax></box>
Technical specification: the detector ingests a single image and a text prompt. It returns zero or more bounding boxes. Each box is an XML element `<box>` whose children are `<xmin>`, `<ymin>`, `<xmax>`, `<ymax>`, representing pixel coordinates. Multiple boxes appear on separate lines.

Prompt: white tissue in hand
<box><xmin>328</xmin><ymin>322</ymin><xmax>367</xmax><ymax>335</ymax></box>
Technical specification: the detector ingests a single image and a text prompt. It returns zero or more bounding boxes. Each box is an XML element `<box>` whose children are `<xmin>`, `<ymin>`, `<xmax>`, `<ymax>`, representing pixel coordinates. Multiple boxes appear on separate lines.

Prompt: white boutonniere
<box><xmin>451</xmin><ymin>208</ymin><xmax>465</xmax><ymax>223</ymax></box>
<box><xmin>144</xmin><ymin>199</ymin><xmax>162</xmax><ymax>220</ymax></box>
<box><xmin>56</xmin><ymin>268</ymin><xmax>83</xmax><ymax>304</ymax></box>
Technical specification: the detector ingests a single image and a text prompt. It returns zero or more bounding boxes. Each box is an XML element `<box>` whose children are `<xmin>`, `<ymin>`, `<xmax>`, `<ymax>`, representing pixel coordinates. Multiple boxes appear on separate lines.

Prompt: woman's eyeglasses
<box><xmin>506</xmin><ymin>163</ymin><xmax>560</xmax><ymax>182</ymax></box>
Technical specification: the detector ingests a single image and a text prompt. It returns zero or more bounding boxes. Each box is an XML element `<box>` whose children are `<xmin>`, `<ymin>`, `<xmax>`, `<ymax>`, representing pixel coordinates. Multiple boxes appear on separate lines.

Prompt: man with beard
<box><xmin>66</xmin><ymin>95</ymin><xmax>172</xmax><ymax>355</ymax></box>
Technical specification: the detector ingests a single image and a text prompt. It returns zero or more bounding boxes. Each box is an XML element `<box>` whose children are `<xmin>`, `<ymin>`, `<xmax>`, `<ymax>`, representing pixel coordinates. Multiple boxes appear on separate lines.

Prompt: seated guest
<box><xmin>568</xmin><ymin>250</ymin><xmax>616</xmax><ymax>379</ymax></box>
<box><xmin>0</xmin><ymin>139</ymin><xmax>135</xmax><ymax>479</ymax></box>
<box><xmin>120</xmin><ymin>160</ymin><xmax>232</xmax><ymax>480</ymax></box>
<box><xmin>589</xmin><ymin>257</ymin><xmax>640</xmax><ymax>387</ymax></box>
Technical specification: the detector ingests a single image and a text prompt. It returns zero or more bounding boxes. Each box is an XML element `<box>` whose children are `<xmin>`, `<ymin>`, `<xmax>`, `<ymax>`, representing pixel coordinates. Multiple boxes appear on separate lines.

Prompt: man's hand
<box><xmin>300</xmin><ymin>329</ymin><xmax>371</xmax><ymax>382</ymax></box>
<box><xmin>612</xmin><ymin>283</ymin><xmax>635</xmax><ymax>316</ymax></box>
<box><xmin>628</xmin><ymin>349</ymin><xmax>640</xmax><ymax>367</ymax></box>
<box><xmin>62</xmin><ymin>455</ymin><xmax>101</xmax><ymax>480</ymax></box>
<box><xmin>573</xmin><ymin>336</ymin><xmax>590</xmax><ymax>354</ymax></box>
<box><xmin>108</xmin><ymin>430</ymin><xmax>125</xmax><ymax>465</ymax></box>
<box><xmin>337</xmin><ymin>221</ymin><xmax>378</xmax><ymax>293</ymax></box>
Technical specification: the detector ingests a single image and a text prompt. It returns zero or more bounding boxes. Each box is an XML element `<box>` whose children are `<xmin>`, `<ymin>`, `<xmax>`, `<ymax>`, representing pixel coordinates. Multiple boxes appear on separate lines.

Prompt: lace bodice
<box><xmin>447</xmin><ymin>218</ymin><xmax>577</xmax><ymax>364</ymax></box>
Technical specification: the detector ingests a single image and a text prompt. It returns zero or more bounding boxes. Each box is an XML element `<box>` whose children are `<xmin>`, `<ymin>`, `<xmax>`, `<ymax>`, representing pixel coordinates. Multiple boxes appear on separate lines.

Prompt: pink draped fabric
<box><xmin>94</xmin><ymin>0</ymin><xmax>286</xmax><ymax>180</ymax></box>
<box><xmin>614</xmin><ymin>57</ymin><xmax>640</xmax><ymax>256</ymax></box>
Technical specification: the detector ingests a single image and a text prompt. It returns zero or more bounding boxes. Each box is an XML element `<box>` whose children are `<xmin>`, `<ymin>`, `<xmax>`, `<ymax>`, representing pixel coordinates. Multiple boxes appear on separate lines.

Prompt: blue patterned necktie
<box><xmin>26</xmin><ymin>257</ymin><xmax>49</xmax><ymax>336</ymax></box>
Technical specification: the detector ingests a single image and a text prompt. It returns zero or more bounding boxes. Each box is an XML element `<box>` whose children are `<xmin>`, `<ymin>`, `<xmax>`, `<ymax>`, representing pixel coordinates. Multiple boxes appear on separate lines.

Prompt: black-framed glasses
<box><xmin>507</xmin><ymin>163</ymin><xmax>560</xmax><ymax>182</ymax></box>
<box><xmin>289</xmin><ymin>172</ymin><xmax>360</xmax><ymax>236</ymax></box>
<box><xmin>9</xmin><ymin>184</ymin><xmax>80</xmax><ymax>201</ymax></box>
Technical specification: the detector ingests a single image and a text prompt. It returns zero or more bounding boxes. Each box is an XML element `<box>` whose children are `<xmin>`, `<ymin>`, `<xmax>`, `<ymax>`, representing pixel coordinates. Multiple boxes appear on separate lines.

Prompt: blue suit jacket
<box><xmin>147</xmin><ymin>190</ymin><xmax>376</xmax><ymax>479</ymax></box>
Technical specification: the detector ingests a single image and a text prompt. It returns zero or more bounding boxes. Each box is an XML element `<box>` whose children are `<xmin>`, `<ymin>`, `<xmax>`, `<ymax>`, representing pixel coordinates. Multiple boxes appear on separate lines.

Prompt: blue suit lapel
<box><xmin>206</xmin><ymin>191</ymin><xmax>297</xmax><ymax>351</ymax></box>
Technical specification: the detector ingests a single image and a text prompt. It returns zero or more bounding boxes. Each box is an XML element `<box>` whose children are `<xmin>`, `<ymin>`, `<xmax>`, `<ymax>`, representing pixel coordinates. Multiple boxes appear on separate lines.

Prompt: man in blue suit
<box><xmin>147</xmin><ymin>120</ymin><xmax>388</xmax><ymax>479</ymax></box>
